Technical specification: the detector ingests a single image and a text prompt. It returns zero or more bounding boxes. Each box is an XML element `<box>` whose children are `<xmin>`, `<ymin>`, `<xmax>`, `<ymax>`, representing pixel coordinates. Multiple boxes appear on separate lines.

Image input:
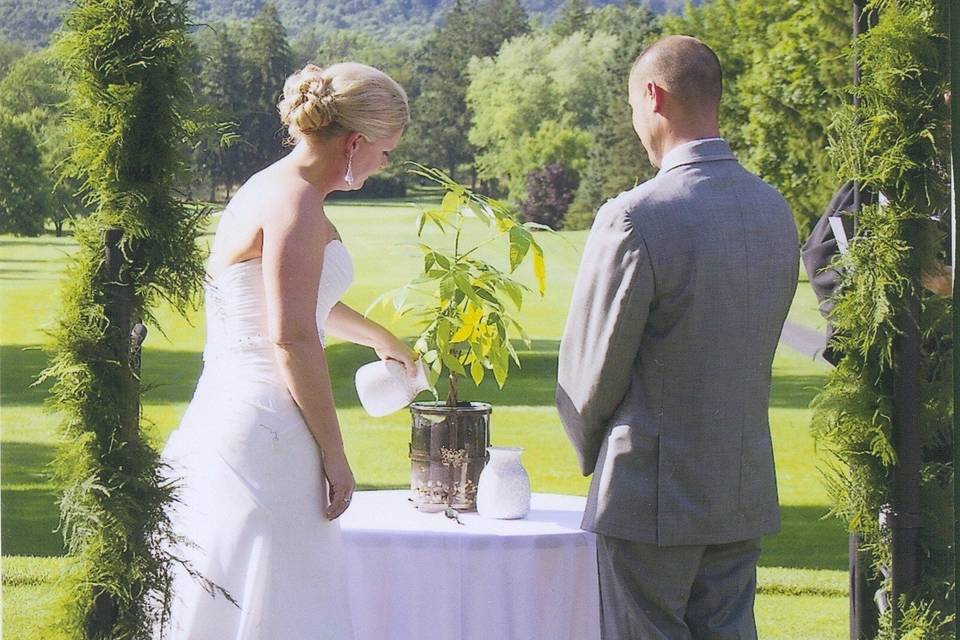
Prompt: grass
<box><xmin>1</xmin><ymin>199</ymin><xmax>846</xmax><ymax>638</ymax></box>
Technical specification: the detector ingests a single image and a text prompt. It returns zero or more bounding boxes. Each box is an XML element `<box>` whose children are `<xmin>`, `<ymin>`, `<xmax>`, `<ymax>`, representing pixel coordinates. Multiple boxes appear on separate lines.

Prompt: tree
<box><xmin>520</xmin><ymin>162</ymin><xmax>579</xmax><ymax>229</ymax></box>
<box><xmin>46</xmin><ymin>0</ymin><xmax>207</xmax><ymax>635</ymax></box>
<box><xmin>661</xmin><ymin>0</ymin><xmax>847</xmax><ymax>234</ymax></box>
<box><xmin>551</xmin><ymin>0</ymin><xmax>589</xmax><ymax>38</ymax></box>
<box><xmin>0</xmin><ymin>49</ymin><xmax>88</xmax><ymax>235</ymax></box>
<box><xmin>408</xmin><ymin>0</ymin><xmax>530</xmax><ymax>181</ymax></box>
<box><xmin>190</xmin><ymin>22</ymin><xmax>247</xmax><ymax>199</ymax></box>
<box><xmin>0</xmin><ymin>36</ymin><xmax>27</xmax><ymax>78</ymax></box>
<box><xmin>466</xmin><ymin>30</ymin><xmax>618</xmax><ymax>201</ymax></box>
<box><xmin>239</xmin><ymin>3</ymin><xmax>292</xmax><ymax>176</ymax></box>
<box><xmin>0</xmin><ymin>112</ymin><xmax>50</xmax><ymax>236</ymax></box>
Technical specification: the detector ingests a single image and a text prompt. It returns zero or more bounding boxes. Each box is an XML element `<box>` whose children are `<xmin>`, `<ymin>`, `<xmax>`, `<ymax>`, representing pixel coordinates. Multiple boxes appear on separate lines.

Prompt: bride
<box><xmin>157</xmin><ymin>62</ymin><xmax>417</xmax><ymax>639</ymax></box>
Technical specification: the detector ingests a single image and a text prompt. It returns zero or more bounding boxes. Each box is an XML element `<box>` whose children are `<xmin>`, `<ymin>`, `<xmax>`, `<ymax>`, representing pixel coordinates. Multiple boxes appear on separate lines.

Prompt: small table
<box><xmin>339</xmin><ymin>490</ymin><xmax>601</xmax><ymax>640</ymax></box>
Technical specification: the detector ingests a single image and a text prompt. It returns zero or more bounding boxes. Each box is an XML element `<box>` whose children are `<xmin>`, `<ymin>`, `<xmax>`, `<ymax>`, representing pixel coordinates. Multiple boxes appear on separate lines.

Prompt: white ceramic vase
<box><xmin>355</xmin><ymin>359</ymin><xmax>429</xmax><ymax>417</ymax></box>
<box><xmin>476</xmin><ymin>446</ymin><xmax>531</xmax><ymax>519</ymax></box>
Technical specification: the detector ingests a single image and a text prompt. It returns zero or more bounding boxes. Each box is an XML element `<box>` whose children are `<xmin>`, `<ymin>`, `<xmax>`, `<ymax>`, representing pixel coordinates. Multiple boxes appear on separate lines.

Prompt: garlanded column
<box><xmin>813</xmin><ymin>1</ymin><xmax>954</xmax><ymax>638</ymax></box>
<box><xmin>43</xmin><ymin>0</ymin><xmax>206</xmax><ymax>637</ymax></box>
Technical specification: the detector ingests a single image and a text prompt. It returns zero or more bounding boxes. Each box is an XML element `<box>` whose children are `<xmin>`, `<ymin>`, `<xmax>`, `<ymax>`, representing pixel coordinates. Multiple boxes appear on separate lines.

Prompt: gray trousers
<box><xmin>596</xmin><ymin>535</ymin><xmax>761</xmax><ymax>640</ymax></box>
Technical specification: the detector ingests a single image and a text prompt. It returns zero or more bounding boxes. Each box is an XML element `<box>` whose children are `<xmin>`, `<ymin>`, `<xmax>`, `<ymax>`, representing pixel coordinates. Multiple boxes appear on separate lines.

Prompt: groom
<box><xmin>557</xmin><ymin>35</ymin><xmax>799</xmax><ymax>639</ymax></box>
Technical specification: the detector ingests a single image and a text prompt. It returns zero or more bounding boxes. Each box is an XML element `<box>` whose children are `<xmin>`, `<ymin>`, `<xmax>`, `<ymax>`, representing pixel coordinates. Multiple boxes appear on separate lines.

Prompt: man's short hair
<box><xmin>630</xmin><ymin>35</ymin><xmax>723</xmax><ymax>109</ymax></box>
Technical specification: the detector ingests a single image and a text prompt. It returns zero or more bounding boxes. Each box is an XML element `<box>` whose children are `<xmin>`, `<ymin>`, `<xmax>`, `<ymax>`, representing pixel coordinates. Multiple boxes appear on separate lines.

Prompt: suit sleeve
<box><xmin>556</xmin><ymin>201</ymin><xmax>654</xmax><ymax>476</ymax></box>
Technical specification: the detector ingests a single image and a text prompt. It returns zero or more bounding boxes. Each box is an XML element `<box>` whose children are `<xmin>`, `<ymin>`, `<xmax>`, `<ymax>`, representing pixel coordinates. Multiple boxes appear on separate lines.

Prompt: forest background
<box><xmin>1</xmin><ymin>0</ymin><xmax>850</xmax><ymax>237</ymax></box>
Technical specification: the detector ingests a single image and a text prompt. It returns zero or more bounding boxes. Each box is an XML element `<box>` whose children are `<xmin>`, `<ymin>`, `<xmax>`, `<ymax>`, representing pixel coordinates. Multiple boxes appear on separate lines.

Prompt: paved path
<box><xmin>779</xmin><ymin>320</ymin><xmax>830</xmax><ymax>366</ymax></box>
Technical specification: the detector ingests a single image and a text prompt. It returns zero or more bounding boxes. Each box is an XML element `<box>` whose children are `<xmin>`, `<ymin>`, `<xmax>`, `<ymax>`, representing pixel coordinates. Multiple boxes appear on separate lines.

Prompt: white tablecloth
<box><xmin>339</xmin><ymin>490</ymin><xmax>601</xmax><ymax>640</ymax></box>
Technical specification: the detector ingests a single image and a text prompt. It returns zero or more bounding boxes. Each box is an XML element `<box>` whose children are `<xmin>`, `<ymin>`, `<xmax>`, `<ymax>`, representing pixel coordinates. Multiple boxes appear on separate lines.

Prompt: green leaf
<box><xmin>470</xmin><ymin>358</ymin><xmax>484</xmax><ymax>386</ymax></box>
<box><xmin>506</xmin><ymin>339</ymin><xmax>521</xmax><ymax>366</ymax></box>
<box><xmin>501</xmin><ymin>279</ymin><xmax>524</xmax><ymax>310</ymax></box>
<box><xmin>441</xmin><ymin>190</ymin><xmax>461</xmax><ymax>214</ymax></box>
<box><xmin>468</xmin><ymin>202</ymin><xmax>494</xmax><ymax>226</ymax></box>
<box><xmin>530</xmin><ymin>239</ymin><xmax>546</xmax><ymax>296</ymax></box>
<box><xmin>522</xmin><ymin>221</ymin><xmax>554</xmax><ymax>233</ymax></box>
<box><xmin>492</xmin><ymin>345</ymin><xmax>509</xmax><ymax>388</ymax></box>
<box><xmin>441</xmin><ymin>351</ymin><xmax>466</xmax><ymax>376</ymax></box>
<box><xmin>508</xmin><ymin>225</ymin><xmax>531</xmax><ymax>272</ymax></box>
<box><xmin>452</xmin><ymin>271</ymin><xmax>484</xmax><ymax>307</ymax></box>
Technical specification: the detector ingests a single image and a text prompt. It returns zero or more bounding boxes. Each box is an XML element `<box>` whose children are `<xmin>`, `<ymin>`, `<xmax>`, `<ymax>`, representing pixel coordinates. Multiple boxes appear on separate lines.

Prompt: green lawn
<box><xmin>1</xmin><ymin>200</ymin><xmax>847</xmax><ymax>638</ymax></box>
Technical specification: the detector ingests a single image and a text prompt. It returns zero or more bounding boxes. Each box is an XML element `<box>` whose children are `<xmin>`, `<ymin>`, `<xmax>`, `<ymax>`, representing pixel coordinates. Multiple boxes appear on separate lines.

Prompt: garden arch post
<box><xmin>849</xmin><ymin>3</ymin><xmax>881</xmax><ymax>638</ymax></box>
<box><xmin>949</xmin><ymin>0</ymin><xmax>959</xmax><ymax>631</ymax></box>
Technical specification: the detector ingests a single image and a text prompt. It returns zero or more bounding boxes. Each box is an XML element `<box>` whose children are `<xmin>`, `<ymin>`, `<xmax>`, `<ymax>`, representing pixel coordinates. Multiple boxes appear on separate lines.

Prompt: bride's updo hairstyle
<box><xmin>277</xmin><ymin>62</ymin><xmax>410</xmax><ymax>144</ymax></box>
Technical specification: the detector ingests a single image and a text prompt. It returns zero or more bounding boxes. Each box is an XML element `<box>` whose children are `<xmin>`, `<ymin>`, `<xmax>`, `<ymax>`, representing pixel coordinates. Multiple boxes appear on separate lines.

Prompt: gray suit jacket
<box><xmin>557</xmin><ymin>139</ymin><xmax>799</xmax><ymax>546</ymax></box>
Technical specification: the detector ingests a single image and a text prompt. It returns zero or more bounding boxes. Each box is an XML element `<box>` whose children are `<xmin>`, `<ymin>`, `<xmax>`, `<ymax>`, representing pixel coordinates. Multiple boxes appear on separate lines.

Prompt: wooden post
<box><xmin>102</xmin><ymin>229</ymin><xmax>139</xmax><ymax>442</ymax></box>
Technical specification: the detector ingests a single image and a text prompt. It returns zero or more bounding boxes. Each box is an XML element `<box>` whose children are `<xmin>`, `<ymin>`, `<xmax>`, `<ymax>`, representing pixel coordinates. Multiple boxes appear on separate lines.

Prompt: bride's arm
<box><xmin>326</xmin><ymin>302</ymin><xmax>418</xmax><ymax>375</ymax></box>
<box><xmin>261</xmin><ymin>195</ymin><xmax>353</xmax><ymax>519</ymax></box>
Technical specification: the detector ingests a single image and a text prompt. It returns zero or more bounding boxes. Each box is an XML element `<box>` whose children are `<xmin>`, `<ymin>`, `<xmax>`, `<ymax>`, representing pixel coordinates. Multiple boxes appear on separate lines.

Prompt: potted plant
<box><xmin>369</xmin><ymin>164</ymin><xmax>550</xmax><ymax>511</ymax></box>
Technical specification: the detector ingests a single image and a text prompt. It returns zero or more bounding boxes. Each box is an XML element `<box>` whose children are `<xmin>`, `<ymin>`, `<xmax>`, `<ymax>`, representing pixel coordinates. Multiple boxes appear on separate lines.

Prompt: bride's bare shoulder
<box><xmin>230</xmin><ymin>167</ymin><xmax>327</xmax><ymax>227</ymax></box>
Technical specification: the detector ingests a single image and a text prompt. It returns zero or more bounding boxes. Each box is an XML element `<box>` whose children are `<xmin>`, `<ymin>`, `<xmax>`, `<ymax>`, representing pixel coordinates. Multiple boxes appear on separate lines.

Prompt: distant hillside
<box><xmin>1</xmin><ymin>0</ymin><xmax>700</xmax><ymax>48</ymax></box>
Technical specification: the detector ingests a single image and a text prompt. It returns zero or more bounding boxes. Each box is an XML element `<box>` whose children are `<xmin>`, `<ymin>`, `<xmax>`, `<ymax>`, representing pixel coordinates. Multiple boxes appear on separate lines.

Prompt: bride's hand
<box><xmin>374</xmin><ymin>334</ymin><xmax>419</xmax><ymax>378</ymax></box>
<box><xmin>323</xmin><ymin>451</ymin><xmax>355</xmax><ymax>520</ymax></box>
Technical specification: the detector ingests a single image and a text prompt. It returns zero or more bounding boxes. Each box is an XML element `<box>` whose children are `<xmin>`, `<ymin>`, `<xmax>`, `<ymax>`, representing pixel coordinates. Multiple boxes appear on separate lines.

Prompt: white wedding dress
<box><xmin>157</xmin><ymin>240</ymin><xmax>355</xmax><ymax>639</ymax></box>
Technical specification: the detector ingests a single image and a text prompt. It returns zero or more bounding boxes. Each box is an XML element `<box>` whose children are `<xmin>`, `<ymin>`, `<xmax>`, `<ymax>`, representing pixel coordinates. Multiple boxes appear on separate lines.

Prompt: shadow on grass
<box><xmin>0</xmin><ymin>437</ymin><xmax>411</xmax><ymax>558</ymax></box>
<box><xmin>2</xmin><ymin>341</ymin><xmax>827</xmax><ymax>411</ymax></box>
<box><xmin>769</xmin><ymin>375</ymin><xmax>826</xmax><ymax>409</ymax></box>
<box><xmin>1</xmin><ymin>442</ymin><xmax>64</xmax><ymax>557</ymax></box>
<box><xmin>761</xmin><ymin>505</ymin><xmax>847</xmax><ymax>571</ymax></box>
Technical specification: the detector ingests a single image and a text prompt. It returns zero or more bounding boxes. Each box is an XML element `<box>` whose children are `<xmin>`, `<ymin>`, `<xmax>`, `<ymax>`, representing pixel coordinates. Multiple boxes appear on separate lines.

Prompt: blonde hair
<box><xmin>277</xmin><ymin>62</ymin><xmax>410</xmax><ymax>143</ymax></box>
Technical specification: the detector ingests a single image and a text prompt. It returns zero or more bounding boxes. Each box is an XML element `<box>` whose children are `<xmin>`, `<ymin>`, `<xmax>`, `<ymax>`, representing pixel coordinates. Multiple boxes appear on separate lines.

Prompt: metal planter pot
<box><xmin>409</xmin><ymin>401</ymin><xmax>491</xmax><ymax>511</ymax></box>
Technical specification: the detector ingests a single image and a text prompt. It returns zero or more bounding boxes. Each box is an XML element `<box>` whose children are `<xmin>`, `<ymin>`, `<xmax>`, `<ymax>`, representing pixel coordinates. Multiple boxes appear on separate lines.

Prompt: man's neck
<box><xmin>655</xmin><ymin>130</ymin><xmax>722</xmax><ymax>168</ymax></box>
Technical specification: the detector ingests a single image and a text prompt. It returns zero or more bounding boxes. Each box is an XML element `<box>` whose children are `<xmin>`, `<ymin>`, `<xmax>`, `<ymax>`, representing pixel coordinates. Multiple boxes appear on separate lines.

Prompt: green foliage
<box><xmin>563</xmin><ymin>2</ymin><xmax>661</xmax><ymax>228</ymax></box>
<box><xmin>0</xmin><ymin>111</ymin><xmax>51</xmax><ymax>236</ymax></box>
<box><xmin>407</xmin><ymin>0</ymin><xmax>530</xmax><ymax>181</ymax></box>
<box><xmin>238</xmin><ymin>4</ymin><xmax>293</xmax><ymax>176</ymax></box>
<box><xmin>466</xmin><ymin>30</ymin><xmax>618</xmax><ymax>201</ymax></box>
<box><xmin>551</xmin><ymin>0</ymin><xmax>589</xmax><ymax>38</ymax></box>
<box><xmin>43</xmin><ymin>0</ymin><xmax>208</xmax><ymax>635</ymax></box>
<box><xmin>877</xmin><ymin>597</ymin><xmax>956</xmax><ymax>640</ymax></box>
<box><xmin>811</xmin><ymin>0</ymin><xmax>953</xmax><ymax>634</ymax></box>
<box><xmin>0</xmin><ymin>0</ymin><xmax>703</xmax><ymax>52</ymax></box>
<box><xmin>0</xmin><ymin>36</ymin><xmax>28</xmax><ymax>76</ymax></box>
<box><xmin>186</xmin><ymin>22</ymin><xmax>245</xmax><ymax>199</ymax></box>
<box><xmin>661</xmin><ymin>0</ymin><xmax>848</xmax><ymax>235</ymax></box>
<box><xmin>370</xmin><ymin>164</ymin><xmax>549</xmax><ymax>406</ymax></box>
<box><xmin>0</xmin><ymin>48</ymin><xmax>88</xmax><ymax>234</ymax></box>
<box><xmin>0</xmin><ymin>0</ymin><xmax>70</xmax><ymax>47</ymax></box>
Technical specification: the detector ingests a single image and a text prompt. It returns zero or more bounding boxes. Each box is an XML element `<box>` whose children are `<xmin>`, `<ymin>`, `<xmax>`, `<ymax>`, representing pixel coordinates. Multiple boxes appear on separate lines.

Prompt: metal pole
<box><xmin>889</xmin><ymin>275</ymin><xmax>923</xmax><ymax>630</ymax></box>
<box><xmin>849</xmin><ymin>4</ymin><xmax>881</xmax><ymax>638</ymax></box>
<box><xmin>948</xmin><ymin>1</ymin><xmax>958</xmax><ymax>634</ymax></box>
<box><xmin>886</xmin><ymin>0</ymin><xmax>924</xmax><ymax>624</ymax></box>
<box><xmin>851</xmin><ymin>1</ymin><xmax>871</xmax><ymax>235</ymax></box>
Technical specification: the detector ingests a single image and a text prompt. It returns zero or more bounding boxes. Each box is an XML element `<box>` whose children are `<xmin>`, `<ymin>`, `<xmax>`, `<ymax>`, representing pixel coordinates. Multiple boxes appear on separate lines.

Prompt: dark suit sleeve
<box><xmin>800</xmin><ymin>181</ymin><xmax>860</xmax><ymax>366</ymax></box>
<box><xmin>556</xmin><ymin>201</ymin><xmax>654</xmax><ymax>476</ymax></box>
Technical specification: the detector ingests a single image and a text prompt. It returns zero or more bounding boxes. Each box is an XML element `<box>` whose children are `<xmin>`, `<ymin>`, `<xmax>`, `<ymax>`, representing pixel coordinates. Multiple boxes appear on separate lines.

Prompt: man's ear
<box><xmin>649</xmin><ymin>81</ymin><xmax>666</xmax><ymax>114</ymax></box>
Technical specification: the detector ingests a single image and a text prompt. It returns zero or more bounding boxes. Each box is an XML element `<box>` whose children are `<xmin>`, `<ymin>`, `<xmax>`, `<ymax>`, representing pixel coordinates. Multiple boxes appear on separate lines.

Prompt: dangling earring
<box><xmin>345</xmin><ymin>155</ymin><xmax>355</xmax><ymax>187</ymax></box>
